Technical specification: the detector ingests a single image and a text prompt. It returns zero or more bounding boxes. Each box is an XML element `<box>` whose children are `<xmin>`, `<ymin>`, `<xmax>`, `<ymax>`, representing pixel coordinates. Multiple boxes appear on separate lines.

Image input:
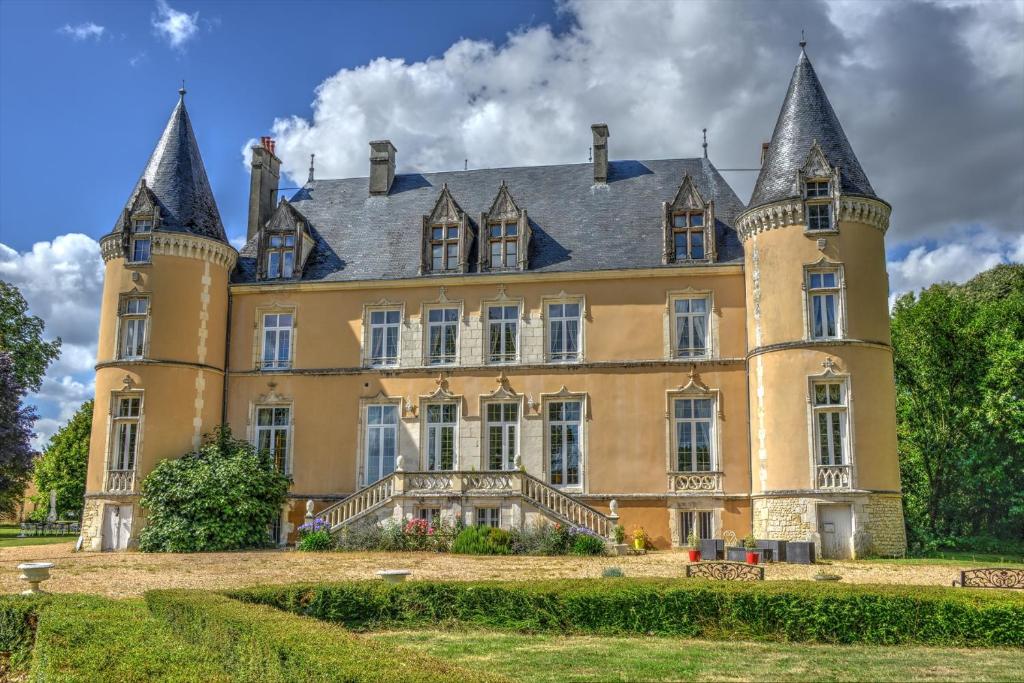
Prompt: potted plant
<box><xmin>687</xmin><ymin>529</ymin><xmax>701</xmax><ymax>562</ymax></box>
<box><xmin>632</xmin><ymin>526</ymin><xmax>648</xmax><ymax>552</ymax></box>
<box><xmin>743</xmin><ymin>533</ymin><xmax>760</xmax><ymax>565</ymax></box>
<box><xmin>611</xmin><ymin>524</ymin><xmax>629</xmax><ymax>556</ymax></box>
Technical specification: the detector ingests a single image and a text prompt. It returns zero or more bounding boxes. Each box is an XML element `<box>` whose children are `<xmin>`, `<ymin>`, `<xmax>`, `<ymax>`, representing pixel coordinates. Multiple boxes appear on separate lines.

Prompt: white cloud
<box><xmin>58</xmin><ymin>22</ymin><xmax>105</xmax><ymax>41</ymax></box>
<box><xmin>152</xmin><ymin>0</ymin><xmax>199</xmax><ymax>49</ymax></box>
<box><xmin>129</xmin><ymin>51</ymin><xmax>147</xmax><ymax>68</ymax></box>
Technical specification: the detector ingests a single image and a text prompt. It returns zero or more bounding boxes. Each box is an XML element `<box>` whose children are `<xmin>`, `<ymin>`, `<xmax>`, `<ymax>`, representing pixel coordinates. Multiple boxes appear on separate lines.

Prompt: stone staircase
<box><xmin>312</xmin><ymin>469</ymin><xmax>617</xmax><ymax>538</ymax></box>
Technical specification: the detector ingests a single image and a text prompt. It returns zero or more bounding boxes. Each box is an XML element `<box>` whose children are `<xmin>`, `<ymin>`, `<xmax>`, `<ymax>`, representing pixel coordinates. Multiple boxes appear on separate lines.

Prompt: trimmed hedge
<box><xmin>146</xmin><ymin>589</ymin><xmax>506</xmax><ymax>682</ymax></box>
<box><xmin>228</xmin><ymin>579</ymin><xmax>1024</xmax><ymax>648</ymax></box>
<box><xmin>0</xmin><ymin>595</ymin><xmax>45</xmax><ymax>673</ymax></box>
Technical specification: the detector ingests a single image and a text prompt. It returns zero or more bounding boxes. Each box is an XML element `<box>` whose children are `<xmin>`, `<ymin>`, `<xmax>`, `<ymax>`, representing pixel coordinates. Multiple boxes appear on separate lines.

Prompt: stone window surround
<box><xmin>478</xmin><ymin>381</ymin><xmax>525</xmax><ymax>472</ymax></box>
<box><xmin>540</xmin><ymin>386</ymin><xmax>588</xmax><ymax>493</ymax></box>
<box><xmin>664</xmin><ymin>287</ymin><xmax>719</xmax><ymax>361</ymax></box>
<box><xmin>418</xmin><ymin>384</ymin><xmax>462</xmax><ymax>471</ymax></box>
<box><xmin>355</xmin><ymin>392</ymin><xmax>404</xmax><ymax>488</ymax></box>
<box><xmin>419</xmin><ymin>292</ymin><xmax>465</xmax><ymax>367</ymax></box>
<box><xmin>253</xmin><ymin>302</ymin><xmax>298</xmax><ymax>372</ymax></box>
<box><xmin>361</xmin><ymin>299</ymin><xmax>406</xmax><ymax>368</ymax></box>
<box><xmin>104</xmin><ymin>389</ymin><xmax>145</xmax><ymax>474</ymax></box>
<box><xmin>801</xmin><ymin>258</ymin><xmax>847</xmax><ymax>342</ymax></box>
<box><xmin>478</xmin><ymin>293</ymin><xmax>526</xmax><ymax>366</ymax></box>
<box><xmin>128</xmin><ymin>214</ymin><xmax>155</xmax><ymax>265</ymax></box>
<box><xmin>247</xmin><ymin>392</ymin><xmax>295</xmax><ymax>476</ymax></box>
<box><xmin>538</xmin><ymin>291</ymin><xmax>587</xmax><ymax>364</ymax></box>
<box><xmin>805</xmin><ymin>362</ymin><xmax>857</xmax><ymax>489</ymax></box>
<box><xmin>114</xmin><ymin>289</ymin><xmax>152</xmax><ymax>362</ymax></box>
<box><xmin>664</xmin><ymin>374</ymin><xmax>723</xmax><ymax>477</ymax></box>
<box><xmin>667</xmin><ymin>501</ymin><xmax>722</xmax><ymax>548</ymax></box>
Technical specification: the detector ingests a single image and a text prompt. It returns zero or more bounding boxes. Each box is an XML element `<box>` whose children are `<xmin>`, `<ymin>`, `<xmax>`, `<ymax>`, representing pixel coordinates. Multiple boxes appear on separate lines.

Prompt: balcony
<box><xmin>816</xmin><ymin>464</ymin><xmax>852</xmax><ymax>489</ymax></box>
<box><xmin>668</xmin><ymin>471</ymin><xmax>723</xmax><ymax>493</ymax></box>
<box><xmin>104</xmin><ymin>469</ymin><xmax>137</xmax><ymax>494</ymax></box>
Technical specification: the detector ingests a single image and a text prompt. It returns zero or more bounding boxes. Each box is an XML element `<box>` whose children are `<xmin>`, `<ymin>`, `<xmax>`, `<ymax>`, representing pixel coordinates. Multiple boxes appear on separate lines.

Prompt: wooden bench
<box><xmin>952</xmin><ymin>568</ymin><xmax>1024</xmax><ymax>589</ymax></box>
<box><xmin>685</xmin><ymin>561</ymin><xmax>764</xmax><ymax>581</ymax></box>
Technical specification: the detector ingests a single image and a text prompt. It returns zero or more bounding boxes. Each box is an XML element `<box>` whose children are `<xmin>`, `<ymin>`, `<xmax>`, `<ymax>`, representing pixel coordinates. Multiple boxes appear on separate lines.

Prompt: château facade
<box><xmin>82</xmin><ymin>46</ymin><xmax>906</xmax><ymax>557</ymax></box>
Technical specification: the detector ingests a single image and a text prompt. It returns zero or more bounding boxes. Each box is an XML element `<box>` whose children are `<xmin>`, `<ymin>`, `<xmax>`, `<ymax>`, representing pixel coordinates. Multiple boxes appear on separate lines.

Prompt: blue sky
<box><xmin>0</xmin><ymin>0</ymin><xmax>1021</xmax><ymax>446</ymax></box>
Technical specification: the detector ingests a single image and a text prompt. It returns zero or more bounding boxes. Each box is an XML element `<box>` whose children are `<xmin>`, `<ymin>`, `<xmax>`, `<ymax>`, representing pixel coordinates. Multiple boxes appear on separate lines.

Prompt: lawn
<box><xmin>371</xmin><ymin>629</ymin><xmax>1024</xmax><ymax>682</ymax></box>
<box><xmin>0</xmin><ymin>524</ymin><xmax>75</xmax><ymax>549</ymax></box>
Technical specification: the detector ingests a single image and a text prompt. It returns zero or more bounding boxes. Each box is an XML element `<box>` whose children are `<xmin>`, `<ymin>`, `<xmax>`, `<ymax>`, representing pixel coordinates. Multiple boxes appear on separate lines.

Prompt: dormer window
<box><xmin>672</xmin><ymin>212</ymin><xmax>705</xmax><ymax>260</ymax></box>
<box><xmin>663</xmin><ymin>174</ymin><xmax>714</xmax><ymax>264</ymax></box>
<box><xmin>421</xmin><ymin>184</ymin><xmax>470</xmax><ymax>275</ymax></box>
<box><xmin>480</xmin><ymin>182</ymin><xmax>530</xmax><ymax>272</ymax></box>
<box><xmin>806</xmin><ymin>180</ymin><xmax>830</xmax><ymax>198</ymax></box>
<box><xmin>800</xmin><ymin>142</ymin><xmax>839</xmax><ymax>234</ymax></box>
<box><xmin>256</xmin><ymin>199</ymin><xmax>314</xmax><ymax>282</ymax></box>
<box><xmin>488</xmin><ymin>220</ymin><xmax>519</xmax><ymax>269</ymax></box>
<box><xmin>430</xmin><ymin>224</ymin><xmax>459</xmax><ymax>272</ymax></box>
<box><xmin>131</xmin><ymin>218</ymin><xmax>152</xmax><ymax>263</ymax></box>
<box><xmin>266</xmin><ymin>233</ymin><xmax>296</xmax><ymax>279</ymax></box>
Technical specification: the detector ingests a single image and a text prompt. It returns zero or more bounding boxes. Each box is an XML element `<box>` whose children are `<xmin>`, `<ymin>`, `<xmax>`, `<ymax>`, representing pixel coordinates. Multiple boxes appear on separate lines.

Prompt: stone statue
<box><xmin>305</xmin><ymin>499</ymin><xmax>314</xmax><ymax>522</ymax></box>
<box><xmin>47</xmin><ymin>490</ymin><xmax>58</xmax><ymax>523</ymax></box>
<box><xmin>609</xmin><ymin>498</ymin><xmax>619</xmax><ymax>518</ymax></box>
<box><xmin>395</xmin><ymin>454</ymin><xmax>405</xmax><ymax>472</ymax></box>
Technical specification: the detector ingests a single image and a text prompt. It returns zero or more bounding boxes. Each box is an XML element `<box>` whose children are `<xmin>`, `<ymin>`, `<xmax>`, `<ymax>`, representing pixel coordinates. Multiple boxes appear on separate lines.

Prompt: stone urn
<box><xmin>17</xmin><ymin>562</ymin><xmax>55</xmax><ymax>594</ymax></box>
<box><xmin>376</xmin><ymin>569</ymin><xmax>411</xmax><ymax>584</ymax></box>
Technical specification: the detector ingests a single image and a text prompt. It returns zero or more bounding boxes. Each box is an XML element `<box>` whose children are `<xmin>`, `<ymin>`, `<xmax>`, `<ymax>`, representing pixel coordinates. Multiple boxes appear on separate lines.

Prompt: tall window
<box><xmin>365</xmin><ymin>404</ymin><xmax>398</xmax><ymax>484</ymax></box>
<box><xmin>548</xmin><ymin>400</ymin><xmax>581</xmax><ymax>486</ymax></box>
<box><xmin>813</xmin><ymin>382</ymin><xmax>847</xmax><ymax>466</ymax></box>
<box><xmin>261</xmin><ymin>313</ymin><xmax>293</xmax><ymax>370</ymax></box>
<box><xmin>807</xmin><ymin>203</ymin><xmax>832</xmax><ymax>231</ymax></box>
<box><xmin>674</xmin><ymin>398</ymin><xmax>714</xmax><ymax>471</ymax></box>
<box><xmin>673</xmin><ymin>297</ymin><xmax>709</xmax><ymax>358</ymax></box>
<box><xmin>486</xmin><ymin>402</ymin><xmax>518</xmax><ymax>470</ymax></box>
<box><xmin>430</xmin><ymin>224</ymin><xmax>459</xmax><ymax>272</ymax></box>
<box><xmin>426</xmin><ymin>308</ymin><xmax>458</xmax><ymax>365</ymax></box>
<box><xmin>681</xmin><ymin>510</ymin><xmax>713</xmax><ymax>541</ymax></box>
<box><xmin>488</xmin><ymin>220</ymin><xmax>518</xmax><ymax>269</ymax></box>
<box><xmin>547</xmin><ymin>302</ymin><xmax>581</xmax><ymax>362</ymax></box>
<box><xmin>256</xmin><ymin>405</ymin><xmax>290</xmax><ymax>473</ymax></box>
<box><xmin>131</xmin><ymin>219</ymin><xmax>152</xmax><ymax>263</ymax></box>
<box><xmin>425</xmin><ymin>403</ymin><xmax>457</xmax><ymax>470</ymax></box>
<box><xmin>369</xmin><ymin>309</ymin><xmax>401</xmax><ymax>366</ymax></box>
<box><xmin>265</xmin><ymin>233</ymin><xmax>295</xmax><ymax>279</ymax></box>
<box><xmin>672</xmin><ymin>212</ymin><xmax>704</xmax><ymax>260</ymax></box>
<box><xmin>477</xmin><ymin>507</ymin><xmax>500</xmax><ymax>528</ymax></box>
<box><xmin>807</xmin><ymin>270</ymin><xmax>840</xmax><ymax>339</ymax></box>
<box><xmin>111</xmin><ymin>396</ymin><xmax>141</xmax><ymax>471</ymax></box>
<box><xmin>119</xmin><ymin>296</ymin><xmax>149</xmax><ymax>360</ymax></box>
<box><xmin>487</xmin><ymin>305</ymin><xmax>519</xmax><ymax>363</ymax></box>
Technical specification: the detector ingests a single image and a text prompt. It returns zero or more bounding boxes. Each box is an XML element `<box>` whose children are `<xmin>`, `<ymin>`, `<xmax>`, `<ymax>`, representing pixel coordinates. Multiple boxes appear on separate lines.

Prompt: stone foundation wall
<box><xmin>752</xmin><ymin>497</ymin><xmax>816</xmax><ymax>541</ymax></box>
<box><xmin>863</xmin><ymin>494</ymin><xmax>906</xmax><ymax>557</ymax></box>
<box><xmin>80</xmin><ymin>496</ymin><xmax>142</xmax><ymax>551</ymax></box>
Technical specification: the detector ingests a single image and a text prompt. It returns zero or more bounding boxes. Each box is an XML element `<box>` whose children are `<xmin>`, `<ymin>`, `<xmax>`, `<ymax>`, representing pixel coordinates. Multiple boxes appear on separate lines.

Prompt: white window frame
<box><xmin>543</xmin><ymin>393</ymin><xmax>585</xmax><ymax>490</ymax></box>
<box><xmin>803</xmin><ymin>178</ymin><xmax>836</xmax><ymax>233</ymax></box>
<box><xmin>423</xmin><ymin>401</ymin><xmax>458</xmax><ymax>471</ymax></box>
<box><xmin>130</xmin><ymin>218</ymin><xmax>153</xmax><ymax>264</ymax></box>
<box><xmin>671</xmin><ymin>294</ymin><xmax>711</xmax><ymax>359</ymax></box>
<box><xmin>487</xmin><ymin>219</ymin><xmax>519</xmax><ymax>270</ymax></box>
<box><xmin>366</xmin><ymin>307</ymin><xmax>402</xmax><ymax>367</ymax></box>
<box><xmin>484</xmin><ymin>401</ymin><xmax>519</xmax><ymax>471</ymax></box>
<box><xmin>254</xmin><ymin>404</ymin><xmax>292</xmax><ymax>474</ymax></box>
<box><xmin>363</xmin><ymin>403</ymin><xmax>399</xmax><ymax>485</ymax></box>
<box><xmin>672</xmin><ymin>396</ymin><xmax>716</xmax><ymax>472</ymax></box>
<box><xmin>424</xmin><ymin>306</ymin><xmax>459</xmax><ymax>366</ymax></box>
<box><xmin>118</xmin><ymin>295</ymin><xmax>150</xmax><ymax>360</ymax></box>
<box><xmin>260</xmin><ymin>311</ymin><xmax>294</xmax><ymax>371</ymax></box>
<box><xmin>109</xmin><ymin>393</ymin><xmax>142</xmax><ymax>472</ymax></box>
<box><xmin>476</xmin><ymin>507</ymin><xmax>501</xmax><ymax>528</ymax></box>
<box><xmin>811</xmin><ymin>380</ymin><xmax>849</xmax><ymax>466</ymax></box>
<box><xmin>265</xmin><ymin>232</ymin><xmax>296</xmax><ymax>279</ymax></box>
<box><xmin>542</xmin><ymin>295</ymin><xmax>584</xmax><ymax>363</ymax></box>
<box><xmin>805</xmin><ymin>266</ymin><xmax>845</xmax><ymax>340</ymax></box>
<box><xmin>485</xmin><ymin>303</ymin><xmax>520</xmax><ymax>364</ymax></box>
<box><xmin>680</xmin><ymin>510</ymin><xmax>715</xmax><ymax>541</ymax></box>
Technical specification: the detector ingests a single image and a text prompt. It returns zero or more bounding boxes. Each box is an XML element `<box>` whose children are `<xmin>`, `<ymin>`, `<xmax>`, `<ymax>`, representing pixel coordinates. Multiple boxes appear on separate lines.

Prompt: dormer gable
<box><xmin>479</xmin><ymin>181</ymin><xmax>531</xmax><ymax>272</ymax></box>
<box><xmin>662</xmin><ymin>173</ymin><xmax>716</xmax><ymax>264</ymax></box>
<box><xmin>421</xmin><ymin>184</ymin><xmax>473</xmax><ymax>275</ymax></box>
<box><xmin>799</xmin><ymin>141</ymin><xmax>841</xmax><ymax>233</ymax></box>
<box><xmin>256</xmin><ymin>198</ymin><xmax>314</xmax><ymax>280</ymax></box>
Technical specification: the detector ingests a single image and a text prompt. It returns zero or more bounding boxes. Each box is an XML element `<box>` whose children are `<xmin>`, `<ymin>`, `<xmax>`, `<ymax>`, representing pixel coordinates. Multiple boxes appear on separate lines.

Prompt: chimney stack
<box><xmin>247</xmin><ymin>138</ymin><xmax>281</xmax><ymax>241</ymax></box>
<box><xmin>591</xmin><ymin>124</ymin><xmax>609</xmax><ymax>184</ymax></box>
<box><xmin>369</xmin><ymin>140</ymin><xmax>397</xmax><ymax>196</ymax></box>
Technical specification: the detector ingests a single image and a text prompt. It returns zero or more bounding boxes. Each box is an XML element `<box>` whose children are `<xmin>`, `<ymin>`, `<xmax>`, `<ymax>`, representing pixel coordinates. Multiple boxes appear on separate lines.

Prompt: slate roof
<box><xmin>749</xmin><ymin>48</ymin><xmax>876</xmax><ymax>208</ymax></box>
<box><xmin>111</xmin><ymin>92</ymin><xmax>227</xmax><ymax>242</ymax></box>
<box><xmin>235</xmin><ymin>157</ymin><xmax>745</xmax><ymax>284</ymax></box>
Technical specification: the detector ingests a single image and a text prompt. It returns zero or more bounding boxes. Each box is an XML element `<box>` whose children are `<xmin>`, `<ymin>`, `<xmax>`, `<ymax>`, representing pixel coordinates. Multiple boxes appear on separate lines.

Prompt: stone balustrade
<box><xmin>816</xmin><ymin>465</ymin><xmax>852</xmax><ymax>489</ymax></box>
<box><xmin>104</xmin><ymin>470</ymin><xmax>137</xmax><ymax>494</ymax></box>
<box><xmin>668</xmin><ymin>471</ymin><xmax>723</xmax><ymax>493</ymax></box>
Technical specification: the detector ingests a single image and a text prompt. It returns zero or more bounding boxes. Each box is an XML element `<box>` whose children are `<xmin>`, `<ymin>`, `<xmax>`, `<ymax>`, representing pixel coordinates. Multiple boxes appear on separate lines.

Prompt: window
<box><xmin>672</xmin><ymin>212</ymin><xmax>705</xmax><ymax>260</ymax></box>
<box><xmin>548</xmin><ymin>400</ymin><xmax>581</xmax><ymax>487</ymax></box>
<box><xmin>131</xmin><ymin>218</ymin><xmax>152</xmax><ymax>263</ymax></box>
<box><xmin>255</xmin><ymin>406</ymin><xmax>290</xmax><ymax>473</ymax></box>
<box><xmin>681</xmin><ymin>510</ymin><xmax>714</xmax><ymax>541</ymax></box>
<box><xmin>417</xmin><ymin>508</ymin><xmax>441</xmax><ymax>525</ymax></box>
<box><xmin>807</xmin><ymin>270</ymin><xmax>840</xmax><ymax>339</ymax></box>
<box><xmin>430</xmin><ymin>224</ymin><xmax>460</xmax><ymax>272</ymax></box>
<box><xmin>813</xmin><ymin>382</ymin><xmax>847</xmax><ymax>466</ymax></box>
<box><xmin>269</xmin><ymin>513</ymin><xmax>282</xmax><ymax>545</ymax></box>
<box><xmin>365</xmin><ymin>404</ymin><xmax>398</xmax><ymax>484</ymax></box>
<box><xmin>426</xmin><ymin>308</ymin><xmax>458</xmax><ymax>365</ymax></box>
<box><xmin>487</xmin><ymin>305</ymin><xmax>519</xmax><ymax>363</ymax></box>
<box><xmin>261</xmin><ymin>313</ymin><xmax>293</xmax><ymax>370</ymax></box>
<box><xmin>674</xmin><ymin>398</ymin><xmax>714</xmax><ymax>471</ymax></box>
<box><xmin>477</xmin><ymin>507</ymin><xmax>500</xmax><ymax>528</ymax></box>
<box><xmin>488</xmin><ymin>220</ymin><xmax>518</xmax><ymax>269</ymax></box>
<box><xmin>485</xmin><ymin>402</ymin><xmax>518</xmax><ymax>470</ymax></box>
<box><xmin>111</xmin><ymin>396</ymin><xmax>141</xmax><ymax>471</ymax></box>
<box><xmin>425</xmin><ymin>403</ymin><xmax>457</xmax><ymax>471</ymax></box>
<box><xmin>807</xmin><ymin>203</ymin><xmax>832</xmax><ymax>231</ymax></box>
<box><xmin>369</xmin><ymin>309</ymin><xmax>401</xmax><ymax>366</ymax></box>
<box><xmin>265</xmin><ymin>233</ymin><xmax>296</xmax><ymax>279</ymax></box>
<box><xmin>547</xmin><ymin>302</ymin><xmax>581</xmax><ymax>362</ymax></box>
<box><xmin>806</xmin><ymin>180</ymin><xmax>830</xmax><ymax>198</ymax></box>
<box><xmin>118</xmin><ymin>297</ymin><xmax>149</xmax><ymax>360</ymax></box>
<box><xmin>673</xmin><ymin>297</ymin><xmax>709</xmax><ymax>358</ymax></box>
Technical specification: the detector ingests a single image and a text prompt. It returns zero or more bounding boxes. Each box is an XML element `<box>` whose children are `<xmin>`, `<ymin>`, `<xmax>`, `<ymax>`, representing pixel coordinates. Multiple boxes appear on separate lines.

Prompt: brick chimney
<box><xmin>247</xmin><ymin>137</ymin><xmax>280</xmax><ymax>241</ymax></box>
<box><xmin>369</xmin><ymin>140</ymin><xmax>397</xmax><ymax>196</ymax></box>
<box><xmin>591</xmin><ymin>124</ymin><xmax>610</xmax><ymax>184</ymax></box>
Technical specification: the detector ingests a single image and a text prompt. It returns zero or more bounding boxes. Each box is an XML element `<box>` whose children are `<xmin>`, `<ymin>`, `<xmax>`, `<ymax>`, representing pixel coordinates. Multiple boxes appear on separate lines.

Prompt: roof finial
<box><xmin>308</xmin><ymin>153</ymin><xmax>315</xmax><ymax>183</ymax></box>
<box><xmin>178</xmin><ymin>79</ymin><xmax>187</xmax><ymax>100</ymax></box>
<box><xmin>702</xmin><ymin>128</ymin><xmax>708</xmax><ymax>159</ymax></box>
<box><xmin>800</xmin><ymin>30</ymin><xmax>807</xmax><ymax>52</ymax></box>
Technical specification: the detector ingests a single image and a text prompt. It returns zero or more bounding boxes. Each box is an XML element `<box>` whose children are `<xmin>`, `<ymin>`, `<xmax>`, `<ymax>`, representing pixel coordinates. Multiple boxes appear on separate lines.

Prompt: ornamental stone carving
<box><xmin>736</xmin><ymin>196</ymin><xmax>890</xmax><ymax>240</ymax></box>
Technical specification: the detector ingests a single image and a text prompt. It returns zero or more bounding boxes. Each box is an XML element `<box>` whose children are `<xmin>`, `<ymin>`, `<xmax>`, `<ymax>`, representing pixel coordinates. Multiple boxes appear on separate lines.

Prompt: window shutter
<box><xmin>518</xmin><ymin>209</ymin><xmax>530</xmax><ymax>271</ymax></box>
<box><xmin>662</xmin><ymin>201</ymin><xmax>673</xmax><ymax>264</ymax></box>
<box><xmin>420</xmin><ymin>216</ymin><xmax>431</xmax><ymax>274</ymax></box>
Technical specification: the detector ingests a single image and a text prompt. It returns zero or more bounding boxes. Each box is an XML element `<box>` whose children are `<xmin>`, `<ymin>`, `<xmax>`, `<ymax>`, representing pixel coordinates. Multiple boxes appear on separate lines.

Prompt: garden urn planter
<box><xmin>745</xmin><ymin>551</ymin><xmax>760</xmax><ymax>565</ymax></box>
<box><xmin>613</xmin><ymin>543</ymin><xmax>630</xmax><ymax>556</ymax></box>
<box><xmin>633</xmin><ymin>538</ymin><xmax>644</xmax><ymax>551</ymax></box>
<box><xmin>376</xmin><ymin>569</ymin><xmax>411</xmax><ymax>584</ymax></box>
<box><xmin>688</xmin><ymin>549</ymin><xmax>701</xmax><ymax>562</ymax></box>
<box><xmin>17</xmin><ymin>562</ymin><xmax>54</xmax><ymax>594</ymax></box>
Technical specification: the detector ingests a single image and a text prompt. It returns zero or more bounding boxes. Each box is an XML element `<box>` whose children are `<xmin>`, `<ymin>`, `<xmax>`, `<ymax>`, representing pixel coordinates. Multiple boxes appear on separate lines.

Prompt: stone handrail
<box><xmin>816</xmin><ymin>465</ymin><xmax>852</xmax><ymax>489</ymax></box>
<box><xmin>317</xmin><ymin>473</ymin><xmax>396</xmax><ymax>531</ymax></box>
<box><xmin>104</xmin><ymin>470</ymin><xmax>136</xmax><ymax>494</ymax></box>
<box><xmin>668</xmin><ymin>471</ymin><xmax>723</xmax><ymax>493</ymax></box>
<box><xmin>521</xmin><ymin>473</ymin><xmax>613</xmax><ymax>538</ymax></box>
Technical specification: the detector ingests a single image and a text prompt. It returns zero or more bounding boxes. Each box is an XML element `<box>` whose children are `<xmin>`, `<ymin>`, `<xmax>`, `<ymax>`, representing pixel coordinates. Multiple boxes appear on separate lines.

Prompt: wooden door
<box><xmin>818</xmin><ymin>504</ymin><xmax>852</xmax><ymax>560</ymax></box>
<box><xmin>116</xmin><ymin>505</ymin><xmax>133</xmax><ymax>550</ymax></box>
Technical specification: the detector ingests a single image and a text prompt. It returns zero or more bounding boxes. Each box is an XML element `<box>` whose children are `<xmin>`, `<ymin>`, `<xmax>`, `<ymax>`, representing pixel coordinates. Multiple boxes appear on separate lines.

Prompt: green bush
<box><xmin>452</xmin><ymin>526</ymin><xmax>514</xmax><ymax>555</ymax></box>
<box><xmin>138</xmin><ymin>427</ymin><xmax>289</xmax><ymax>552</ymax></box>
<box><xmin>602</xmin><ymin>567</ymin><xmax>625</xmax><ymax>578</ymax></box>
<box><xmin>336</xmin><ymin>518</ymin><xmax>386</xmax><ymax>551</ymax></box>
<box><xmin>297</xmin><ymin>530</ymin><xmax>335</xmax><ymax>552</ymax></box>
<box><xmin>145</xmin><ymin>590</ymin><xmax>504</xmax><ymax>682</ymax></box>
<box><xmin>0</xmin><ymin>595</ymin><xmax>45</xmax><ymax>674</ymax></box>
<box><xmin>229</xmin><ymin>579</ymin><xmax>1024</xmax><ymax>648</ymax></box>
<box><xmin>571</xmin><ymin>531</ymin><xmax>607</xmax><ymax>556</ymax></box>
<box><xmin>510</xmin><ymin>522</ymin><xmax>572</xmax><ymax>555</ymax></box>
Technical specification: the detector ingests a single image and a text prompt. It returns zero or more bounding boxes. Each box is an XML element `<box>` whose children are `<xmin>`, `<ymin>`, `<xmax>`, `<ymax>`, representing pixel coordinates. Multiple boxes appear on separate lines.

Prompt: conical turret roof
<box><xmin>749</xmin><ymin>47</ymin><xmax>876</xmax><ymax>208</ymax></box>
<box><xmin>113</xmin><ymin>90</ymin><xmax>226</xmax><ymax>242</ymax></box>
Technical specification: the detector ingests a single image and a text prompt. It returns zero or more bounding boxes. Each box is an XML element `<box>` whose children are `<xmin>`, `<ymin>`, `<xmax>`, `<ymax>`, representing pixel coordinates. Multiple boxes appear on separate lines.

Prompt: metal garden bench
<box><xmin>952</xmin><ymin>568</ymin><xmax>1024</xmax><ymax>589</ymax></box>
<box><xmin>685</xmin><ymin>561</ymin><xmax>764</xmax><ymax>581</ymax></box>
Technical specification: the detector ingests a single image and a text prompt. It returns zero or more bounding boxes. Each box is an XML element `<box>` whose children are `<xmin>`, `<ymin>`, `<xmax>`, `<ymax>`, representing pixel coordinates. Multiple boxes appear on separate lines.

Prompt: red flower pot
<box><xmin>688</xmin><ymin>549</ymin><xmax>701</xmax><ymax>563</ymax></box>
<box><xmin>745</xmin><ymin>551</ymin><xmax>760</xmax><ymax>565</ymax></box>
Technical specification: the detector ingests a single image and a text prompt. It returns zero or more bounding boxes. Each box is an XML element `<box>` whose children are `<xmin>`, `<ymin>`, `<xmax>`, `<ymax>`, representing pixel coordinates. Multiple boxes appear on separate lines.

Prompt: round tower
<box><xmin>81</xmin><ymin>89</ymin><xmax>236</xmax><ymax>551</ymax></box>
<box><xmin>739</xmin><ymin>46</ymin><xmax>905</xmax><ymax>558</ymax></box>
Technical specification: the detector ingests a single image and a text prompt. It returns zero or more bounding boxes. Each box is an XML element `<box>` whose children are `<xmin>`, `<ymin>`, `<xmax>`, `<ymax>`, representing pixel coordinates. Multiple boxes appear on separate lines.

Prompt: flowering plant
<box><xmin>404</xmin><ymin>518</ymin><xmax>435</xmax><ymax>536</ymax></box>
<box><xmin>297</xmin><ymin>517</ymin><xmax>330</xmax><ymax>537</ymax></box>
<box><xmin>632</xmin><ymin>526</ymin><xmax>648</xmax><ymax>542</ymax></box>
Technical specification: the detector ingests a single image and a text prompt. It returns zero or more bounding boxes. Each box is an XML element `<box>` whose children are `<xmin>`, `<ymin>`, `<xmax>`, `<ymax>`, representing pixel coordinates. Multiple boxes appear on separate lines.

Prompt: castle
<box><xmin>82</xmin><ymin>45</ymin><xmax>906</xmax><ymax>556</ymax></box>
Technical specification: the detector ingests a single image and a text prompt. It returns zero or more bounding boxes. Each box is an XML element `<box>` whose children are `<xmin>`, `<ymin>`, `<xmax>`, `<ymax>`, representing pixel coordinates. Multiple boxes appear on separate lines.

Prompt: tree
<box><xmin>0</xmin><ymin>352</ymin><xmax>37</xmax><ymax>517</ymax></box>
<box><xmin>0</xmin><ymin>280</ymin><xmax>62</xmax><ymax>392</ymax></box>
<box><xmin>30</xmin><ymin>400</ymin><xmax>93</xmax><ymax>521</ymax></box>
<box><xmin>892</xmin><ymin>264</ymin><xmax>1024</xmax><ymax>550</ymax></box>
<box><xmin>138</xmin><ymin>426</ymin><xmax>290</xmax><ymax>552</ymax></box>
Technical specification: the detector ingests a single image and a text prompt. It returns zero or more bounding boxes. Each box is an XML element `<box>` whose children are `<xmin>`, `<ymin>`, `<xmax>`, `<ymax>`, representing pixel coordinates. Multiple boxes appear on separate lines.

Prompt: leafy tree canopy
<box><xmin>138</xmin><ymin>426</ymin><xmax>290</xmax><ymax>552</ymax></box>
<box><xmin>0</xmin><ymin>352</ymin><xmax>37</xmax><ymax>517</ymax></box>
<box><xmin>0</xmin><ymin>281</ymin><xmax>61</xmax><ymax>392</ymax></box>
<box><xmin>31</xmin><ymin>400</ymin><xmax>93</xmax><ymax>521</ymax></box>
